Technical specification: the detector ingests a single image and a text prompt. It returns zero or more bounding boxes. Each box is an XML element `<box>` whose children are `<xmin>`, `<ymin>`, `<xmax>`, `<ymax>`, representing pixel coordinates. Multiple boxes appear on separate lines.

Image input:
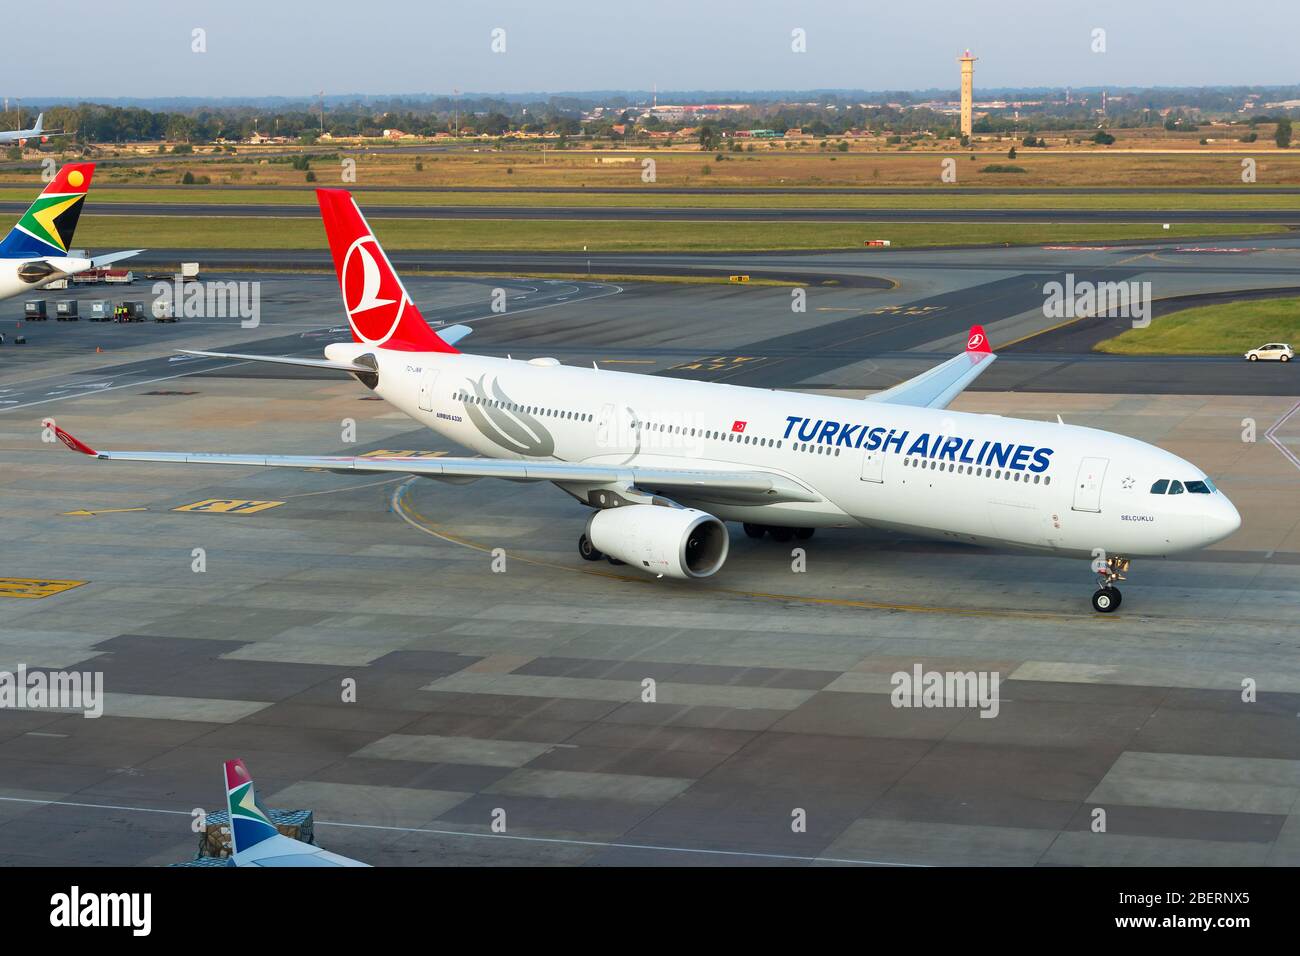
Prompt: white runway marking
<box><xmin>0</xmin><ymin>794</ymin><xmax>922</xmax><ymax>866</ymax></box>
<box><xmin>1265</xmin><ymin>399</ymin><xmax>1300</xmax><ymax>471</ymax></box>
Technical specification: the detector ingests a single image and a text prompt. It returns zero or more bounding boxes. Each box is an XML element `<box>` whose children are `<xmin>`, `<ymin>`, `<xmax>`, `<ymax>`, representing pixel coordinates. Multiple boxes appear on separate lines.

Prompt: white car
<box><xmin>1244</xmin><ymin>342</ymin><xmax>1293</xmax><ymax>362</ymax></box>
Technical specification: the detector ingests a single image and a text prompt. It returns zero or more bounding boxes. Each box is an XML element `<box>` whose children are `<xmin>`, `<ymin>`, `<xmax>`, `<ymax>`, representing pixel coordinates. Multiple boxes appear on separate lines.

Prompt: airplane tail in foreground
<box><xmin>0</xmin><ymin>162</ymin><xmax>94</xmax><ymax>259</ymax></box>
<box><xmin>316</xmin><ymin>188</ymin><xmax>458</xmax><ymax>353</ymax></box>
<box><xmin>223</xmin><ymin>758</ymin><xmax>280</xmax><ymax>855</ymax></box>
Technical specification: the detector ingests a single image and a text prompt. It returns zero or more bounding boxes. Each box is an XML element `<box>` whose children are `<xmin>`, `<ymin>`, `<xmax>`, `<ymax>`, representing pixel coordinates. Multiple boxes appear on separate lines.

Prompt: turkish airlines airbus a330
<box><xmin>54</xmin><ymin>190</ymin><xmax>1241</xmax><ymax>613</ymax></box>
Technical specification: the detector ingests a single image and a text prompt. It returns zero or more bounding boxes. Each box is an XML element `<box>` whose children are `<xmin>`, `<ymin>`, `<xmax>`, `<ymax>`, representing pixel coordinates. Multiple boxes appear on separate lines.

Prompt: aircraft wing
<box><xmin>54</xmin><ymin>427</ymin><xmax>822</xmax><ymax>504</ymax></box>
<box><xmin>866</xmin><ymin>324</ymin><xmax>996</xmax><ymax>410</ymax></box>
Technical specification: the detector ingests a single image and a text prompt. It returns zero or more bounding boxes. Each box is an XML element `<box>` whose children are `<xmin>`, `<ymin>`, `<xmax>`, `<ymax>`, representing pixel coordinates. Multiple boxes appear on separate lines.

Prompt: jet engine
<box><xmin>17</xmin><ymin>261</ymin><xmax>59</xmax><ymax>284</ymax></box>
<box><xmin>586</xmin><ymin>504</ymin><xmax>729</xmax><ymax>579</ymax></box>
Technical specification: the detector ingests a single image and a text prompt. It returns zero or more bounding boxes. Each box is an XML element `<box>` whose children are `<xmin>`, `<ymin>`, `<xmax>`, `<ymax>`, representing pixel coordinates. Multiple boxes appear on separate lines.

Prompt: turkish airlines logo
<box><xmin>732</xmin><ymin>420</ymin><xmax>747</xmax><ymax>433</ymax></box>
<box><xmin>341</xmin><ymin>236</ymin><xmax>408</xmax><ymax>345</ymax></box>
<box><xmin>967</xmin><ymin>331</ymin><xmax>986</xmax><ymax>351</ymax></box>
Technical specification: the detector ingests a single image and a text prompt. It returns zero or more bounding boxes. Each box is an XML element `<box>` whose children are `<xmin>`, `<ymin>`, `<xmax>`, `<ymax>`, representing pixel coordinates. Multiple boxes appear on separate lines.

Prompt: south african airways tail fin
<box><xmin>223</xmin><ymin>758</ymin><xmax>369</xmax><ymax>867</ymax></box>
<box><xmin>0</xmin><ymin>162</ymin><xmax>94</xmax><ymax>259</ymax></box>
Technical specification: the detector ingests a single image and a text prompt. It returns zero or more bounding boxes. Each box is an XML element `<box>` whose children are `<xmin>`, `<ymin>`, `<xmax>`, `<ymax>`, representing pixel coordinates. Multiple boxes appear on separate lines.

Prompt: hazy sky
<box><xmin>7</xmin><ymin>0</ymin><xmax>1300</xmax><ymax>99</ymax></box>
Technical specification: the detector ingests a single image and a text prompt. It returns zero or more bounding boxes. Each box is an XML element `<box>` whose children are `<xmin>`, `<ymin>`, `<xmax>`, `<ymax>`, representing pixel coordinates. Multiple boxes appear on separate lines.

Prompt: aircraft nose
<box><xmin>1202</xmin><ymin>496</ymin><xmax>1242</xmax><ymax>545</ymax></box>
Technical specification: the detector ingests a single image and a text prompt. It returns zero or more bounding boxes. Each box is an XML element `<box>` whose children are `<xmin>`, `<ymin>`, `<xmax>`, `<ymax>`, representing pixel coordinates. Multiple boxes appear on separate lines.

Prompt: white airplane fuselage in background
<box><xmin>0</xmin><ymin>113</ymin><xmax>58</xmax><ymax>146</ymax></box>
<box><xmin>326</xmin><ymin>342</ymin><xmax>1240</xmax><ymax>559</ymax></box>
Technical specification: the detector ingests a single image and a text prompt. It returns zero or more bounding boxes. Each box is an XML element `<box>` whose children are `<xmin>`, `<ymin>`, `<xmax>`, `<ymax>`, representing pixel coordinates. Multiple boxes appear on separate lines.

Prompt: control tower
<box><xmin>958</xmin><ymin>50</ymin><xmax>977</xmax><ymax>137</ymax></box>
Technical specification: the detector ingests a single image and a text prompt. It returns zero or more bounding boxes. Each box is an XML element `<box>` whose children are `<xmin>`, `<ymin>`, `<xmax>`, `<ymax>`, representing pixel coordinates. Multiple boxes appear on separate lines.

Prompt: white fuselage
<box><xmin>0</xmin><ymin>256</ymin><xmax>94</xmax><ymax>301</ymax></box>
<box><xmin>328</xmin><ymin>343</ymin><xmax>1241</xmax><ymax>558</ymax></box>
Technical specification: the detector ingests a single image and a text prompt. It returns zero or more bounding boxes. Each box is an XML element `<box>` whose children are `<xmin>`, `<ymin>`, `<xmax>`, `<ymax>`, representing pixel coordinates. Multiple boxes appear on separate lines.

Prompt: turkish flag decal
<box><xmin>732</xmin><ymin>420</ymin><xmax>747</xmax><ymax>433</ymax></box>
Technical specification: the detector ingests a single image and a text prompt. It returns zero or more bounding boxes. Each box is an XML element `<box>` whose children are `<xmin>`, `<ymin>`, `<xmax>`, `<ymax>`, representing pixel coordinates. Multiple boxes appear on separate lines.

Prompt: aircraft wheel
<box><xmin>1091</xmin><ymin>588</ymin><xmax>1120</xmax><ymax>613</ymax></box>
<box><xmin>578</xmin><ymin>534</ymin><xmax>602</xmax><ymax>562</ymax></box>
<box><xmin>743</xmin><ymin>523</ymin><xmax>766</xmax><ymax>539</ymax></box>
<box><xmin>769</xmin><ymin>526</ymin><xmax>795</xmax><ymax>543</ymax></box>
<box><xmin>794</xmin><ymin>528</ymin><xmax>815</xmax><ymax>540</ymax></box>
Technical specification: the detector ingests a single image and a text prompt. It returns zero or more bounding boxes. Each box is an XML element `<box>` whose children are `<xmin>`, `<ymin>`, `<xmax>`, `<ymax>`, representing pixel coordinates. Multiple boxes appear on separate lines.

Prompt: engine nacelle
<box><xmin>586</xmin><ymin>504</ymin><xmax>729</xmax><ymax>580</ymax></box>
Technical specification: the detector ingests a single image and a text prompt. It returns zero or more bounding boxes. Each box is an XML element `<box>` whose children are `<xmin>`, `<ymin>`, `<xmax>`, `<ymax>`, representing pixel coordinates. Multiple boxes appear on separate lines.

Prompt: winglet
<box><xmin>966</xmin><ymin>325</ymin><xmax>992</xmax><ymax>354</ymax></box>
<box><xmin>224</xmin><ymin>759</ymin><xmax>280</xmax><ymax>855</ymax></box>
<box><xmin>53</xmin><ymin>426</ymin><xmax>98</xmax><ymax>457</ymax></box>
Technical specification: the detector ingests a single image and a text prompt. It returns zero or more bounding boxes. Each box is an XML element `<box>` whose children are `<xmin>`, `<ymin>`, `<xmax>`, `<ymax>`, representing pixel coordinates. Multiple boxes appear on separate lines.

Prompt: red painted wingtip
<box><xmin>54</xmin><ymin>426</ymin><xmax>98</xmax><ymax>457</ymax></box>
<box><xmin>966</xmin><ymin>325</ymin><xmax>993</xmax><ymax>354</ymax></box>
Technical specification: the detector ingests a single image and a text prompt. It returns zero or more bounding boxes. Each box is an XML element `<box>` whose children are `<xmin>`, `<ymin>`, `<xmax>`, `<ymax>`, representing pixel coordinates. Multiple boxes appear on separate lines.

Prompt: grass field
<box><xmin>71</xmin><ymin>215</ymin><xmax>1279</xmax><ymax>253</ymax></box>
<box><xmin>6</xmin><ymin>186</ymin><xmax>1300</xmax><ymax>212</ymax></box>
<box><xmin>1097</xmin><ymin>297</ymin><xmax>1300</xmax><ymax>354</ymax></box>
<box><xmin>9</xmin><ymin>147</ymin><xmax>1300</xmax><ymax>191</ymax></box>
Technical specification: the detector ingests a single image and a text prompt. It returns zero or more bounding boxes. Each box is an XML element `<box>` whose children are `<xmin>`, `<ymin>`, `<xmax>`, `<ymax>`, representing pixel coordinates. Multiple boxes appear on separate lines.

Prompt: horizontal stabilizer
<box><xmin>89</xmin><ymin>249</ymin><xmax>143</xmax><ymax>269</ymax></box>
<box><xmin>439</xmin><ymin>324</ymin><xmax>473</xmax><ymax>346</ymax></box>
<box><xmin>176</xmin><ymin>349</ymin><xmax>374</xmax><ymax>373</ymax></box>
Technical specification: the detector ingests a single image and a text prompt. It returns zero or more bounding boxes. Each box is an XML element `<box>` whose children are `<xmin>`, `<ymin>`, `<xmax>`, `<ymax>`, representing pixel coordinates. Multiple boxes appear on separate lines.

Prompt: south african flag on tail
<box><xmin>0</xmin><ymin>162</ymin><xmax>94</xmax><ymax>258</ymax></box>
<box><xmin>224</xmin><ymin>758</ymin><xmax>280</xmax><ymax>854</ymax></box>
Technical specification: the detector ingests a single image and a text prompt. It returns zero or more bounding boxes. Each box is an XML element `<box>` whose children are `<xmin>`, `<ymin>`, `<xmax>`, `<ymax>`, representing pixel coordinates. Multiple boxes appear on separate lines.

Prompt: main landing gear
<box><xmin>1091</xmin><ymin>554</ymin><xmax>1130</xmax><ymax>613</ymax></box>
<box><xmin>743</xmin><ymin>523</ymin><xmax>815</xmax><ymax>542</ymax></box>
<box><xmin>578</xmin><ymin>534</ymin><xmax>623</xmax><ymax>565</ymax></box>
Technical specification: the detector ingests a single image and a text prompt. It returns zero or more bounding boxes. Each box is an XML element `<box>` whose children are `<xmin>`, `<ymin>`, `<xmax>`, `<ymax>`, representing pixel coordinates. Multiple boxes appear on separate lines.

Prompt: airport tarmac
<box><xmin>0</xmin><ymin>242</ymin><xmax>1297</xmax><ymax>866</ymax></box>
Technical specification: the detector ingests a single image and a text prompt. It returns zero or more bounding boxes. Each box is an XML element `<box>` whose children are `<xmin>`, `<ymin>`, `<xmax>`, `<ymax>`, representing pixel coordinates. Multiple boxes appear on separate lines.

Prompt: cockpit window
<box><xmin>1150</xmin><ymin>479</ymin><xmax>1169</xmax><ymax>494</ymax></box>
<box><xmin>1168</xmin><ymin>480</ymin><xmax>1184</xmax><ymax>495</ymax></box>
<box><xmin>1185</xmin><ymin>480</ymin><xmax>1212</xmax><ymax>494</ymax></box>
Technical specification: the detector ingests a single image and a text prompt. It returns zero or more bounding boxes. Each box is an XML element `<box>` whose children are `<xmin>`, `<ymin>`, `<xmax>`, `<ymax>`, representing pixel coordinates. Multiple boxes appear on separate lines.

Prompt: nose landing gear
<box><xmin>1091</xmin><ymin>555</ymin><xmax>1130</xmax><ymax>613</ymax></box>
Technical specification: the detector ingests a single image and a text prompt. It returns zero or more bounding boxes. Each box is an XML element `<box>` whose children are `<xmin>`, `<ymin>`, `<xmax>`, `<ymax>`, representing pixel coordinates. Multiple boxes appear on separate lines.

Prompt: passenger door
<box><xmin>859</xmin><ymin>447</ymin><xmax>885</xmax><ymax>483</ymax></box>
<box><xmin>1071</xmin><ymin>457</ymin><xmax>1109</xmax><ymax>512</ymax></box>
<box><xmin>418</xmin><ymin>369</ymin><xmax>438</xmax><ymax>412</ymax></box>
